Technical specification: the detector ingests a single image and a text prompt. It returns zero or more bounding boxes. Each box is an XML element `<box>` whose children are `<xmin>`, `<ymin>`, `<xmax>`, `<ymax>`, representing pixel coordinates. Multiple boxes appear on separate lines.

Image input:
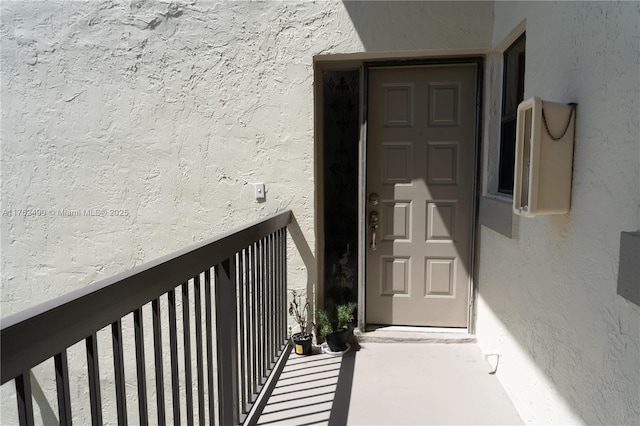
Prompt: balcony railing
<box><xmin>1</xmin><ymin>210</ymin><xmax>294</xmax><ymax>426</ymax></box>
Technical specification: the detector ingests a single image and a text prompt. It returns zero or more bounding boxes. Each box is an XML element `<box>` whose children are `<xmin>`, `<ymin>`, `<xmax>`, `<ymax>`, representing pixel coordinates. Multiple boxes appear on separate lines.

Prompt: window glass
<box><xmin>498</xmin><ymin>34</ymin><xmax>526</xmax><ymax>195</ymax></box>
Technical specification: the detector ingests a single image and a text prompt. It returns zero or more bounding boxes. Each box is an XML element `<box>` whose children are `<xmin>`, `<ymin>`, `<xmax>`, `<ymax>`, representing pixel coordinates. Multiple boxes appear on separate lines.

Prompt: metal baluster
<box><xmin>243</xmin><ymin>248</ymin><xmax>252</xmax><ymax>412</ymax></box>
<box><xmin>250</xmin><ymin>243</ymin><xmax>259</xmax><ymax>402</ymax></box>
<box><xmin>86</xmin><ymin>333</ymin><xmax>103</xmax><ymax>426</ymax></box>
<box><xmin>259</xmin><ymin>239</ymin><xmax>267</xmax><ymax>384</ymax></box>
<box><xmin>271</xmin><ymin>233</ymin><xmax>277</xmax><ymax>366</ymax></box>
<box><xmin>273</xmin><ymin>233</ymin><xmax>279</xmax><ymax>359</ymax></box>
<box><xmin>15</xmin><ymin>373</ymin><xmax>34</xmax><ymax>426</ymax></box>
<box><xmin>237</xmin><ymin>250</ymin><xmax>248</xmax><ymax>419</ymax></box>
<box><xmin>133</xmin><ymin>309</ymin><xmax>148</xmax><ymax>426</ymax></box>
<box><xmin>112</xmin><ymin>320</ymin><xmax>127</xmax><ymax>426</ymax></box>
<box><xmin>204</xmin><ymin>270</ymin><xmax>216</xmax><ymax>425</ymax></box>
<box><xmin>255</xmin><ymin>241</ymin><xmax>263</xmax><ymax>388</ymax></box>
<box><xmin>278</xmin><ymin>229</ymin><xmax>285</xmax><ymax>350</ymax></box>
<box><xmin>54</xmin><ymin>350</ymin><xmax>72</xmax><ymax>425</ymax></box>
<box><xmin>267</xmin><ymin>234</ymin><xmax>273</xmax><ymax>369</ymax></box>
<box><xmin>275</xmin><ymin>230</ymin><xmax>281</xmax><ymax>351</ymax></box>
<box><xmin>182</xmin><ymin>283</ymin><xmax>194</xmax><ymax>426</ymax></box>
<box><xmin>151</xmin><ymin>299</ymin><xmax>166</xmax><ymax>426</ymax></box>
<box><xmin>194</xmin><ymin>275</ymin><xmax>205</xmax><ymax>426</ymax></box>
<box><xmin>168</xmin><ymin>290</ymin><xmax>181</xmax><ymax>425</ymax></box>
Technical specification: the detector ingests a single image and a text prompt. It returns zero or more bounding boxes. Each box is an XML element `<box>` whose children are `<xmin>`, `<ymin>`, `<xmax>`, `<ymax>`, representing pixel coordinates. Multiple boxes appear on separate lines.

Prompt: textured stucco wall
<box><xmin>476</xmin><ymin>2</ymin><xmax>640</xmax><ymax>424</ymax></box>
<box><xmin>1</xmin><ymin>1</ymin><xmax>494</xmax><ymax>424</ymax></box>
<box><xmin>2</xmin><ymin>0</ymin><xmax>342</xmax><ymax>316</ymax></box>
<box><xmin>0</xmin><ymin>0</ymin><xmax>493</xmax><ymax>314</ymax></box>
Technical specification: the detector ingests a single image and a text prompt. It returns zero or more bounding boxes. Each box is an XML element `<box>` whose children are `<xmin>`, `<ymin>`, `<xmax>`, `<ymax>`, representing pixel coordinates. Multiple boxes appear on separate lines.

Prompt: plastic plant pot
<box><xmin>292</xmin><ymin>333</ymin><xmax>313</xmax><ymax>355</ymax></box>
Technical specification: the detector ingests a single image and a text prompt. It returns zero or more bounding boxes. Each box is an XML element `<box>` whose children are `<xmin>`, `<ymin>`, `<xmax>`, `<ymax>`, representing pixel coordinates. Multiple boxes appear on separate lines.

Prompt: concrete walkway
<box><xmin>257</xmin><ymin>341</ymin><xmax>523</xmax><ymax>425</ymax></box>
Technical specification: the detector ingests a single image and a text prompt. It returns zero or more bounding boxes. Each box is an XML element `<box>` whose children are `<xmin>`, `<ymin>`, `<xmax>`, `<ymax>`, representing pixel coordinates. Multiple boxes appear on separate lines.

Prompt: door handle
<box><xmin>369</xmin><ymin>211</ymin><xmax>379</xmax><ymax>251</ymax></box>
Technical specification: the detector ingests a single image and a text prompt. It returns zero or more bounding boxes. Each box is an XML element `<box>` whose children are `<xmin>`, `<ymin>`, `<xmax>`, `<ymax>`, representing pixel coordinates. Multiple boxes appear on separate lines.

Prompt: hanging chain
<box><xmin>541</xmin><ymin>103</ymin><xmax>577</xmax><ymax>141</ymax></box>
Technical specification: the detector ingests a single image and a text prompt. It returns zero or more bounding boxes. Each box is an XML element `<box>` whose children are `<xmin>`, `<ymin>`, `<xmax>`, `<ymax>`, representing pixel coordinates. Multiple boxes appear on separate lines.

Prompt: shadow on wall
<box><xmin>341</xmin><ymin>1</ymin><xmax>493</xmax><ymax>51</ymax></box>
<box><xmin>344</xmin><ymin>1</ymin><xmax>640</xmax><ymax>424</ymax></box>
<box><xmin>288</xmin><ymin>214</ymin><xmax>317</xmax><ymax>314</ymax></box>
<box><xmin>30</xmin><ymin>371</ymin><xmax>58</xmax><ymax>425</ymax></box>
<box><xmin>476</xmin><ymin>225</ymin><xmax>640</xmax><ymax>424</ymax></box>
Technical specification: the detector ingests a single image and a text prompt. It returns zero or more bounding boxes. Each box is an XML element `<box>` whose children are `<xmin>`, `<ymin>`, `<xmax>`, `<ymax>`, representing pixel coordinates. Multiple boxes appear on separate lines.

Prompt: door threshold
<box><xmin>356</xmin><ymin>325</ymin><xmax>476</xmax><ymax>344</ymax></box>
<box><xmin>366</xmin><ymin>325</ymin><xmax>469</xmax><ymax>334</ymax></box>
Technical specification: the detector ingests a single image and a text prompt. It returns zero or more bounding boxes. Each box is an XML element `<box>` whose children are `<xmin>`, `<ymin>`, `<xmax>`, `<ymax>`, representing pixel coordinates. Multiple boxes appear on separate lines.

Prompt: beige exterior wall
<box><xmin>1</xmin><ymin>0</ymin><xmax>492</xmax><ymax>315</ymax></box>
<box><xmin>1</xmin><ymin>1</ymin><xmax>494</xmax><ymax>424</ymax></box>
<box><xmin>476</xmin><ymin>2</ymin><xmax>640</xmax><ymax>424</ymax></box>
<box><xmin>3</xmin><ymin>1</ymin><xmax>638</xmax><ymax>424</ymax></box>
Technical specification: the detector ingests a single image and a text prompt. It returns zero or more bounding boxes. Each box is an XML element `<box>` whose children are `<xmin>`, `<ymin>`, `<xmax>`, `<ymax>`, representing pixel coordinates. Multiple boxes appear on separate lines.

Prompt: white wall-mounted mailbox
<box><xmin>513</xmin><ymin>97</ymin><xmax>576</xmax><ymax>217</ymax></box>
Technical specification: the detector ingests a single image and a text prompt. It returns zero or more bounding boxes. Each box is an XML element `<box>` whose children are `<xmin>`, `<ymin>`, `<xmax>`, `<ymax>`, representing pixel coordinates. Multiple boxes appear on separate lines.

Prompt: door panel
<box><xmin>366</xmin><ymin>64</ymin><xmax>477</xmax><ymax>327</ymax></box>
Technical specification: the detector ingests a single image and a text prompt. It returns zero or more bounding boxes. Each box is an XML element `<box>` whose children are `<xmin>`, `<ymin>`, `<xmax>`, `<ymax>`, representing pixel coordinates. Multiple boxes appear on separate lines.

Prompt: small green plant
<box><xmin>315</xmin><ymin>302</ymin><xmax>357</xmax><ymax>340</ymax></box>
<box><xmin>288</xmin><ymin>289</ymin><xmax>311</xmax><ymax>336</ymax></box>
<box><xmin>315</xmin><ymin>309</ymin><xmax>332</xmax><ymax>340</ymax></box>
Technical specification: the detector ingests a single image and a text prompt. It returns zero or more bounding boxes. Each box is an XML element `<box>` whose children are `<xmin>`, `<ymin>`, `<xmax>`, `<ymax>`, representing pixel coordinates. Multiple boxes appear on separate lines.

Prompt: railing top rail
<box><xmin>1</xmin><ymin>209</ymin><xmax>292</xmax><ymax>384</ymax></box>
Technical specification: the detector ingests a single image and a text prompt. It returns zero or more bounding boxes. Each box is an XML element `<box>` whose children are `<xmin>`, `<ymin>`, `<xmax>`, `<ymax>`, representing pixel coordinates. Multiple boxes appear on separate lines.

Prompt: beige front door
<box><xmin>365</xmin><ymin>64</ymin><xmax>477</xmax><ymax>327</ymax></box>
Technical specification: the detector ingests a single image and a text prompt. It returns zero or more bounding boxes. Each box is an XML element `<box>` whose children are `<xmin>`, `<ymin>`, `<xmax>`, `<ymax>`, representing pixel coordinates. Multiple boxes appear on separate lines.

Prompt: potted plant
<box><xmin>288</xmin><ymin>289</ymin><xmax>313</xmax><ymax>355</ymax></box>
<box><xmin>316</xmin><ymin>301</ymin><xmax>357</xmax><ymax>353</ymax></box>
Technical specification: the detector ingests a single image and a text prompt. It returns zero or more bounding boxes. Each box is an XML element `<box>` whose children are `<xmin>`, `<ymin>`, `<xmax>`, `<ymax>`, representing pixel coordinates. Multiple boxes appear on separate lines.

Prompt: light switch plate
<box><xmin>254</xmin><ymin>183</ymin><xmax>265</xmax><ymax>200</ymax></box>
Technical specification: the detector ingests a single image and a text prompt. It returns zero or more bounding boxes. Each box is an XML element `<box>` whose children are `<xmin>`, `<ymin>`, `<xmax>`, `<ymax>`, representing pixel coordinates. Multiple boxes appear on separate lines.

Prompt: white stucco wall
<box><xmin>0</xmin><ymin>0</ymin><xmax>494</xmax><ymax>314</ymax></box>
<box><xmin>1</xmin><ymin>1</ymin><xmax>494</xmax><ymax>424</ymax></box>
<box><xmin>4</xmin><ymin>1</ymin><xmax>640</xmax><ymax>425</ymax></box>
<box><xmin>476</xmin><ymin>2</ymin><xmax>640</xmax><ymax>424</ymax></box>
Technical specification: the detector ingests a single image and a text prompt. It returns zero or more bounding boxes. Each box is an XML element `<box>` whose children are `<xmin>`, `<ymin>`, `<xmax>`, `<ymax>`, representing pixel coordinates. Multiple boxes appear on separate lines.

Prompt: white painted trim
<box><xmin>494</xmin><ymin>19</ymin><xmax>527</xmax><ymax>53</ymax></box>
<box><xmin>479</xmin><ymin>20</ymin><xmax>527</xmax><ymax>238</ymax></box>
<box><xmin>482</xmin><ymin>17</ymin><xmax>528</xmax><ymax>195</ymax></box>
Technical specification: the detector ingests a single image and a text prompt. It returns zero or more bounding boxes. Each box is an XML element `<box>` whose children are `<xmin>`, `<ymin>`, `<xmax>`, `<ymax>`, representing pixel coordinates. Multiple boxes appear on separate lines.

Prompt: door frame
<box><xmin>314</xmin><ymin>52</ymin><xmax>485</xmax><ymax>333</ymax></box>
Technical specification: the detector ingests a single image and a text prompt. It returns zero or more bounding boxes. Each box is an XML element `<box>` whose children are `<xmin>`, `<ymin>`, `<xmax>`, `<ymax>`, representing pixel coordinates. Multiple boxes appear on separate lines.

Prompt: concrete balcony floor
<box><xmin>257</xmin><ymin>339</ymin><xmax>523</xmax><ymax>425</ymax></box>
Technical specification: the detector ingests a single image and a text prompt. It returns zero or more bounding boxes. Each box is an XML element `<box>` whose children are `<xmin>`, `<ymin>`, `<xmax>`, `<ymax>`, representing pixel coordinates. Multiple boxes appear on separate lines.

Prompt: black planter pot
<box><xmin>325</xmin><ymin>328</ymin><xmax>349</xmax><ymax>352</ymax></box>
<box><xmin>292</xmin><ymin>333</ymin><xmax>313</xmax><ymax>355</ymax></box>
